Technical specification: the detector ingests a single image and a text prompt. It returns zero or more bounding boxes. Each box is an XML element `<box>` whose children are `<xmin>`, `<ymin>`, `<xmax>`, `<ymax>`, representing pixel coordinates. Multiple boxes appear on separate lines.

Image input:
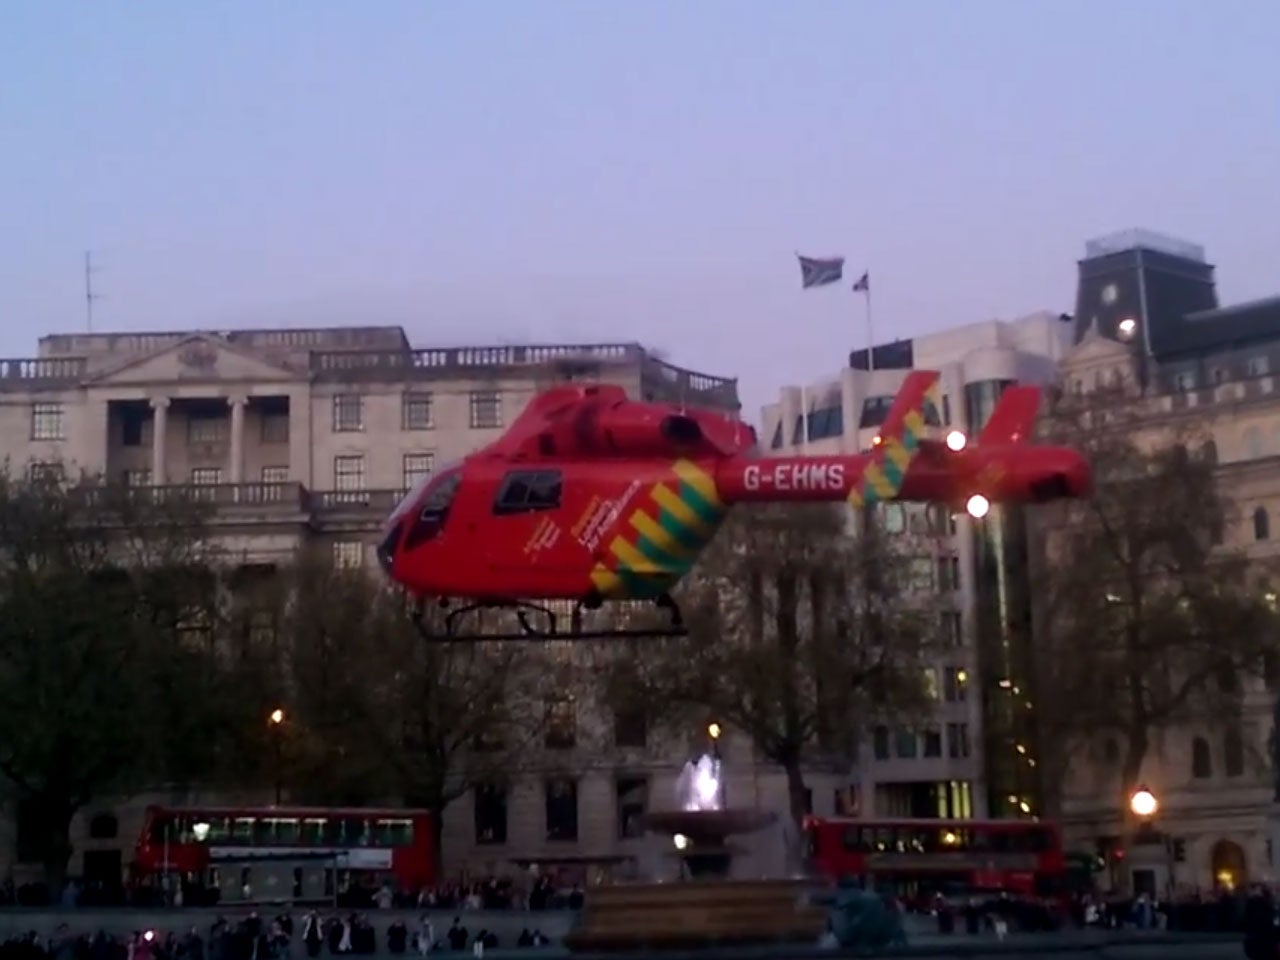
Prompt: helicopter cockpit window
<box><xmin>494</xmin><ymin>470</ymin><xmax>562</xmax><ymax>515</ymax></box>
<box><xmin>402</xmin><ymin>470</ymin><xmax>462</xmax><ymax>550</ymax></box>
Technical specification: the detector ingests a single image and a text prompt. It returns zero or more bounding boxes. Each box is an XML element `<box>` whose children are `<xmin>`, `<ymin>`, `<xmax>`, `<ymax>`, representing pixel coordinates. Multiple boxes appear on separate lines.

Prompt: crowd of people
<box><xmin>0</xmin><ymin>912</ymin><xmax>559</xmax><ymax>960</ymax></box>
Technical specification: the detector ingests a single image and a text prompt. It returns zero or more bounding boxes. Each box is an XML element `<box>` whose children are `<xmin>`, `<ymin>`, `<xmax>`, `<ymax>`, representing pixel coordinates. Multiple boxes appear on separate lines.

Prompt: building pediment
<box><xmin>85</xmin><ymin>334</ymin><xmax>302</xmax><ymax>387</ymax></box>
<box><xmin>1061</xmin><ymin>333</ymin><xmax>1132</xmax><ymax>371</ymax></box>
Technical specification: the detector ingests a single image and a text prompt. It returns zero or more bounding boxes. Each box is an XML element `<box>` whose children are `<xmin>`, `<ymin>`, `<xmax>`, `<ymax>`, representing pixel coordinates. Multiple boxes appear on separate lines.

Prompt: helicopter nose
<box><xmin>376</xmin><ymin>519</ymin><xmax>402</xmax><ymax>577</ymax></box>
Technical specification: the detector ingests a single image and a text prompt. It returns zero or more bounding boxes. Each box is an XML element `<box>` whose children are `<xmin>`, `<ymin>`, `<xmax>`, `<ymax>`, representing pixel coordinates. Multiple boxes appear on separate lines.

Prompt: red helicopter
<box><xmin>377</xmin><ymin>369</ymin><xmax>1091</xmax><ymax>641</ymax></box>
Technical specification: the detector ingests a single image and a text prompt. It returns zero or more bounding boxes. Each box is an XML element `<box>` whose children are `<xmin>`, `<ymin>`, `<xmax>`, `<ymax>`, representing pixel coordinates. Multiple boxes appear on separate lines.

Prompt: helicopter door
<box><xmin>490</xmin><ymin>469</ymin><xmax>565</xmax><ymax>572</ymax></box>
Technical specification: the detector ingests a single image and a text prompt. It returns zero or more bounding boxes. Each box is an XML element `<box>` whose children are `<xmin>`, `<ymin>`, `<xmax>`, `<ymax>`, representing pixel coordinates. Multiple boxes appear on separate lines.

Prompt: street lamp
<box><xmin>1130</xmin><ymin>786</ymin><xmax>1158</xmax><ymax>819</ymax></box>
<box><xmin>269</xmin><ymin>708</ymin><xmax>286</xmax><ymax>805</ymax></box>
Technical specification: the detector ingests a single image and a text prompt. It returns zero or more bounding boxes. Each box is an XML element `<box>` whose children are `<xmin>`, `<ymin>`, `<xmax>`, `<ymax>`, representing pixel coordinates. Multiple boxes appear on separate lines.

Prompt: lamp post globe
<box><xmin>1129</xmin><ymin>786</ymin><xmax>1158</xmax><ymax>818</ymax></box>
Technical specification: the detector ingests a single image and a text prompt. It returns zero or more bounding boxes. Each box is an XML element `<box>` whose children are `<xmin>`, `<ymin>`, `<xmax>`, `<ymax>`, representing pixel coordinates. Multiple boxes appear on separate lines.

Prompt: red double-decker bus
<box><xmin>804</xmin><ymin>817</ymin><xmax>1066</xmax><ymax>900</ymax></box>
<box><xmin>133</xmin><ymin>805</ymin><xmax>436</xmax><ymax>903</ymax></box>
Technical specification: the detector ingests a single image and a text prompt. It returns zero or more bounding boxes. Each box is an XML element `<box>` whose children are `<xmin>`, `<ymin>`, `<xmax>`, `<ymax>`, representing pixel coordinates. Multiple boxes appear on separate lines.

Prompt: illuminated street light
<box><xmin>192</xmin><ymin>822</ymin><xmax>210</xmax><ymax>842</ymax></box>
<box><xmin>1129</xmin><ymin>786</ymin><xmax>1158</xmax><ymax>818</ymax></box>
<box><xmin>269</xmin><ymin>708</ymin><xmax>285</xmax><ymax>726</ymax></box>
<box><xmin>707</xmin><ymin>722</ymin><xmax>722</xmax><ymax>741</ymax></box>
<box><xmin>945</xmin><ymin>430</ymin><xmax>967</xmax><ymax>452</ymax></box>
<box><xmin>1118</xmin><ymin>318</ymin><xmax>1137</xmax><ymax>340</ymax></box>
<box><xmin>966</xmin><ymin>494</ymin><xmax>990</xmax><ymax>519</ymax></box>
<box><xmin>673</xmin><ymin>833</ymin><xmax>689</xmax><ymax>851</ymax></box>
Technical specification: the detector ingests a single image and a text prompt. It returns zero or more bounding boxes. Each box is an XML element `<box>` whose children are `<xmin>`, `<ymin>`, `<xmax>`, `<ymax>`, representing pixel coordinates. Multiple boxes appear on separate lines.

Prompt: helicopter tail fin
<box><xmin>846</xmin><ymin>370</ymin><xmax>941</xmax><ymax>507</ymax></box>
<box><xmin>977</xmin><ymin>384</ymin><xmax>1041</xmax><ymax>446</ymax></box>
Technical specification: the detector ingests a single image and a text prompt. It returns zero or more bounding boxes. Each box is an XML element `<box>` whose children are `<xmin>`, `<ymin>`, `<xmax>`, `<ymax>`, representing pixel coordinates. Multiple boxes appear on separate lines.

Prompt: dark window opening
<box><xmin>545</xmin><ymin>778</ymin><xmax>579</xmax><ymax>842</ymax></box>
<box><xmin>89</xmin><ymin>813</ymin><xmax>119</xmax><ymax>840</ymax></box>
<box><xmin>494</xmin><ymin>470</ymin><xmax>562</xmax><ymax>515</ymax></box>
<box><xmin>616</xmin><ymin>777</ymin><xmax>648</xmax><ymax>840</ymax></box>
<box><xmin>474</xmin><ymin>783</ymin><xmax>508</xmax><ymax>845</ymax></box>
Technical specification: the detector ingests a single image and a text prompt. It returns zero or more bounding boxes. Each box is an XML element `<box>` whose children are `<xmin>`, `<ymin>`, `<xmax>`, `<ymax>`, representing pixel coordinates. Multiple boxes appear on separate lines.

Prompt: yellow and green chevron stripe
<box><xmin>847</xmin><ymin>379</ymin><xmax>941</xmax><ymax>508</ymax></box>
<box><xmin>589</xmin><ymin>459</ymin><xmax>726</xmax><ymax>600</ymax></box>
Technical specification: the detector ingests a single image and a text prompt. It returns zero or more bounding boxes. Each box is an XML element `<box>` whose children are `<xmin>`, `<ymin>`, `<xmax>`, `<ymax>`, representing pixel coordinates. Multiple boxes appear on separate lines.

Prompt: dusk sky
<box><xmin>3</xmin><ymin>1</ymin><xmax>1278</xmax><ymax>418</ymax></box>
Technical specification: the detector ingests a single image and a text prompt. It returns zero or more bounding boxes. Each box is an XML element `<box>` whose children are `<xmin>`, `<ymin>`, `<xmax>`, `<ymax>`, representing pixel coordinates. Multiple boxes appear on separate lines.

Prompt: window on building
<box><xmin>894</xmin><ymin>727</ymin><xmax>917</xmax><ymax>759</ymax></box>
<box><xmin>261</xmin><ymin>413</ymin><xmax>289</xmax><ymax>444</ymax></box>
<box><xmin>403</xmin><ymin>392</ymin><xmax>434</xmax><ymax>430</ymax></box>
<box><xmin>922</xmin><ymin>728</ymin><xmax>943</xmax><ymax>758</ymax></box>
<box><xmin>940</xmin><ymin>612</ymin><xmax>963</xmax><ymax>647</ymax></box>
<box><xmin>937</xmin><ymin>555</ymin><xmax>961</xmax><ymax>591</ymax></box>
<box><xmin>544</xmin><ymin>778</ymin><xmax>578</xmax><ymax>841</ymax></box>
<box><xmin>545</xmin><ymin>696</ymin><xmax>576</xmax><ymax>749</ymax></box>
<box><xmin>859</xmin><ymin>396</ymin><xmax>894</xmax><ymax>428</ymax></box>
<box><xmin>615</xmin><ymin>777</ymin><xmax>648</xmax><ymax>840</ymax></box>
<box><xmin>922</xmin><ymin>668</ymin><xmax>939</xmax><ymax>701</ymax></box>
<box><xmin>121</xmin><ymin>407</ymin><xmax>148</xmax><ymax>446</ymax></box>
<box><xmin>473</xmin><ymin>783</ymin><xmax>508</xmax><ymax>845</ymax></box>
<box><xmin>946</xmin><ymin>723</ymin><xmax>970</xmax><ymax>759</ymax></box>
<box><xmin>882</xmin><ymin>504</ymin><xmax>906</xmax><ymax>533</ymax></box>
<box><xmin>332</xmin><ymin>394</ymin><xmax>363</xmax><ymax>432</ymax></box>
<box><xmin>1191</xmin><ymin>736</ymin><xmax>1212</xmax><ymax>778</ymax></box>
<box><xmin>332</xmin><ymin>541</ymin><xmax>364</xmax><ymax>569</ymax></box>
<box><xmin>470</xmin><ymin>390</ymin><xmax>502</xmax><ymax>429</ymax></box>
<box><xmin>261</xmin><ymin>466</ymin><xmax>288</xmax><ymax>485</ymax></box>
<box><xmin>123</xmin><ymin>468</ymin><xmax>152</xmax><ymax>487</ymax></box>
<box><xmin>769</xmin><ymin>421</ymin><xmax>783</xmax><ymax>450</ymax></box>
<box><xmin>1224</xmin><ymin>728</ymin><xmax>1245</xmax><ymax>778</ymax></box>
<box><xmin>191</xmin><ymin>467</ymin><xmax>222</xmax><ymax>485</ymax></box>
<box><xmin>88</xmin><ymin>813</ymin><xmax>119</xmax><ymax>841</ymax></box>
<box><xmin>248</xmin><ymin>609</ymin><xmax>276</xmax><ymax>646</ymax></box>
<box><xmin>807</xmin><ymin>405</ymin><xmax>843</xmax><ymax>441</ymax></box>
<box><xmin>943</xmin><ymin>667</ymin><xmax>968</xmax><ymax>702</ymax></box>
<box><xmin>613</xmin><ymin>706</ymin><xmax>647</xmax><ymax>748</ymax></box>
<box><xmin>30</xmin><ymin>402</ymin><xmax>64</xmax><ymax>441</ymax></box>
<box><xmin>403</xmin><ymin>453</ymin><xmax>435</xmax><ymax>491</ymax></box>
<box><xmin>1248</xmin><ymin>356</ymin><xmax>1270</xmax><ymax>378</ymax></box>
<box><xmin>494</xmin><ymin>470</ymin><xmax>563</xmax><ymax>514</ymax></box>
<box><xmin>872</xmin><ymin>725</ymin><xmax>890</xmax><ymax>760</ymax></box>
<box><xmin>188</xmin><ymin>415</ymin><xmax>226</xmax><ymax>444</ymax></box>
<box><xmin>333</xmin><ymin>455</ymin><xmax>365</xmax><ymax>491</ymax></box>
<box><xmin>28</xmin><ymin>462</ymin><xmax>63</xmax><ymax>483</ymax></box>
<box><xmin>908</xmin><ymin>558</ymin><xmax>934</xmax><ymax>590</ymax></box>
<box><xmin>1173</xmin><ymin>370</ymin><xmax>1196</xmax><ymax>392</ymax></box>
<box><xmin>941</xmin><ymin>394</ymin><xmax>952</xmax><ymax>425</ymax></box>
<box><xmin>1254</xmin><ymin>507</ymin><xmax>1270</xmax><ymax>541</ymax></box>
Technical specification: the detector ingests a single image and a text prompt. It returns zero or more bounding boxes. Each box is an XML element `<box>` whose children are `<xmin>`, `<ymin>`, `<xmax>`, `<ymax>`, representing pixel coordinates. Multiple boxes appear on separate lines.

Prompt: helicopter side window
<box><xmin>403</xmin><ymin>471</ymin><xmax>462</xmax><ymax>549</ymax></box>
<box><xmin>494</xmin><ymin>470</ymin><xmax>562</xmax><ymax>515</ymax></box>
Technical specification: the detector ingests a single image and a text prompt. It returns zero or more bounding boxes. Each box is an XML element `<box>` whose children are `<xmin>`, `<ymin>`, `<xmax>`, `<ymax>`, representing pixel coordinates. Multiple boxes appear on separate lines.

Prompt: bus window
<box><xmin>275</xmin><ymin>818</ymin><xmax>301</xmax><ymax>844</ymax></box>
<box><xmin>322</xmin><ymin>819</ymin><xmax>343</xmax><ymax>844</ymax></box>
<box><xmin>293</xmin><ymin>867</ymin><xmax>303</xmax><ymax>898</ymax></box>
<box><xmin>323</xmin><ymin>869</ymin><xmax>334</xmax><ymax>897</ymax></box>
<box><xmin>301</xmin><ymin>818</ymin><xmax>325</xmax><ymax>844</ymax></box>
<box><xmin>374</xmin><ymin>818</ymin><xmax>412</xmax><ymax>847</ymax></box>
<box><xmin>343</xmin><ymin>817</ymin><xmax>369</xmax><ymax>846</ymax></box>
<box><xmin>252</xmin><ymin>819</ymin><xmax>274</xmax><ymax>845</ymax></box>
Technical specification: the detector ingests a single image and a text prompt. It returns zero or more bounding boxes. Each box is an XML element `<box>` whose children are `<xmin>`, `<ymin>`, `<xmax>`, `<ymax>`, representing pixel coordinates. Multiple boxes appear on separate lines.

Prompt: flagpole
<box><xmin>865</xmin><ymin>280</ymin><xmax>873</xmax><ymax>372</ymax></box>
<box><xmin>799</xmin><ymin>384</ymin><xmax>808</xmax><ymax>453</ymax></box>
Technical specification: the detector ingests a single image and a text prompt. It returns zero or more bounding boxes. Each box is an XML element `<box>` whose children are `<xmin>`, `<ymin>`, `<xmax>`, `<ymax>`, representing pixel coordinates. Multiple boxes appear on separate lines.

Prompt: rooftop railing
<box><xmin>0</xmin><ymin>357</ymin><xmax>88</xmax><ymax>389</ymax></box>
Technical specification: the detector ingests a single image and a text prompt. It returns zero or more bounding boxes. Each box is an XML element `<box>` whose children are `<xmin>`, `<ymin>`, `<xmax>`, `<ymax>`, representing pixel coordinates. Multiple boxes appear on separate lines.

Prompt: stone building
<box><xmin>0</xmin><ymin>324</ymin><xmax>783</xmax><ymax>887</ymax></box>
<box><xmin>758</xmin><ymin>309</ymin><xmax>1074</xmax><ymax>825</ymax></box>
<box><xmin>1045</xmin><ymin>229</ymin><xmax>1280</xmax><ymax>894</ymax></box>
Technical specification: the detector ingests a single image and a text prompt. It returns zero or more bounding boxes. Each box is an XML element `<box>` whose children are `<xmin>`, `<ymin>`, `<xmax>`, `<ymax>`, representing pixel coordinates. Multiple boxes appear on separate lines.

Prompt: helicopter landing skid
<box><xmin>414</xmin><ymin>594</ymin><xmax>688</xmax><ymax>643</ymax></box>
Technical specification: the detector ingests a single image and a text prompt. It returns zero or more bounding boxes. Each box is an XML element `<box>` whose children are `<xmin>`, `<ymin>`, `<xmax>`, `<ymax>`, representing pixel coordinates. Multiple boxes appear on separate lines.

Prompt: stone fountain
<box><xmin>641</xmin><ymin>741</ymin><xmax>776</xmax><ymax>878</ymax></box>
<box><xmin>564</xmin><ymin>726</ymin><xmax>827</xmax><ymax>952</ymax></box>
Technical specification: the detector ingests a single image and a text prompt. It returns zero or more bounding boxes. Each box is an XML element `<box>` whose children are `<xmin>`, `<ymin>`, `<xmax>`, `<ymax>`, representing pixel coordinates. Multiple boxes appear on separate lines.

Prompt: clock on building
<box><xmin>1101</xmin><ymin>284</ymin><xmax>1118</xmax><ymax>305</ymax></box>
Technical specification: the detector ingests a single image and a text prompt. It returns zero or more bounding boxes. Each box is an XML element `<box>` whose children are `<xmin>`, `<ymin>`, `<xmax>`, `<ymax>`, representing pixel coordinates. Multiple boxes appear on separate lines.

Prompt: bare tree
<box><xmin>602</xmin><ymin>502</ymin><xmax>943</xmax><ymax>839</ymax></box>
<box><xmin>268</xmin><ymin>547</ymin><xmax>549</xmax><ymax>868</ymax></box>
<box><xmin>1031</xmin><ymin>394</ymin><xmax>1276</xmax><ymax>811</ymax></box>
<box><xmin>0</xmin><ymin>463</ymin><xmax>227</xmax><ymax>890</ymax></box>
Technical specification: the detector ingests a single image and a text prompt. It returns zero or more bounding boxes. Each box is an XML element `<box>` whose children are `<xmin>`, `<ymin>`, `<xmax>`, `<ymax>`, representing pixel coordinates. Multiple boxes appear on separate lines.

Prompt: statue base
<box><xmin>563</xmin><ymin>879</ymin><xmax>827</xmax><ymax>952</ymax></box>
